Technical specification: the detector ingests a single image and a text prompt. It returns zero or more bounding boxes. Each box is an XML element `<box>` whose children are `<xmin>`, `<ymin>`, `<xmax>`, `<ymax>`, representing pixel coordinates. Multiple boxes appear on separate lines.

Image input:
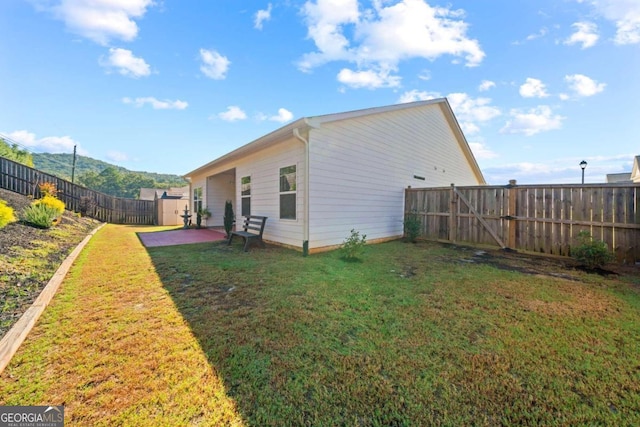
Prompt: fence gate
<box><xmin>405</xmin><ymin>182</ymin><xmax>640</xmax><ymax>264</ymax></box>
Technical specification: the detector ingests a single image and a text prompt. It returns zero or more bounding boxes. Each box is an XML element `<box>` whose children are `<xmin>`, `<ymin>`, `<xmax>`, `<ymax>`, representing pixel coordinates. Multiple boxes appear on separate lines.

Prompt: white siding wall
<box><xmin>233</xmin><ymin>138</ymin><xmax>305</xmax><ymax>248</ymax></box>
<box><xmin>308</xmin><ymin>104</ymin><xmax>481</xmax><ymax>249</ymax></box>
<box><xmin>206</xmin><ymin>172</ymin><xmax>234</xmax><ymax>227</ymax></box>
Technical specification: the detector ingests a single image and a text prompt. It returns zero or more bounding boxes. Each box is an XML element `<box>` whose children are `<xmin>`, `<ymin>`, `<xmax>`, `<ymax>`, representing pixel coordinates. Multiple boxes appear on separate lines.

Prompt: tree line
<box><xmin>1</xmin><ymin>138</ymin><xmax>187</xmax><ymax>199</ymax></box>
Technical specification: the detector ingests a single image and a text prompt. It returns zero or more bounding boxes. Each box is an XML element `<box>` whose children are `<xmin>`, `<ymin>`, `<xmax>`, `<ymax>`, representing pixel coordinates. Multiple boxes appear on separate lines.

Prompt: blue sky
<box><xmin>1</xmin><ymin>0</ymin><xmax>638</xmax><ymax>184</ymax></box>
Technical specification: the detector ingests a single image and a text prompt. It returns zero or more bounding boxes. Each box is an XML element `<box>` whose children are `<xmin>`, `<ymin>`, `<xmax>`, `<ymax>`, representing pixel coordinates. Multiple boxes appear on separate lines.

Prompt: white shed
<box><xmin>184</xmin><ymin>98</ymin><xmax>485</xmax><ymax>253</ymax></box>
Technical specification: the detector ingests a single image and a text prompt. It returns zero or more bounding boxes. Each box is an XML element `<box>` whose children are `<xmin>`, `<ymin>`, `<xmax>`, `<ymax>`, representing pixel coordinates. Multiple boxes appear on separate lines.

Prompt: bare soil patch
<box><xmin>450</xmin><ymin>243</ymin><xmax>639</xmax><ymax>280</ymax></box>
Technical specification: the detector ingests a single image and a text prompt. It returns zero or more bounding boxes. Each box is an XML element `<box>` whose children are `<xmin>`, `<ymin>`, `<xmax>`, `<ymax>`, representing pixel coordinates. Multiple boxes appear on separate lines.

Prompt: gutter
<box><xmin>293</xmin><ymin>126</ymin><xmax>311</xmax><ymax>256</ymax></box>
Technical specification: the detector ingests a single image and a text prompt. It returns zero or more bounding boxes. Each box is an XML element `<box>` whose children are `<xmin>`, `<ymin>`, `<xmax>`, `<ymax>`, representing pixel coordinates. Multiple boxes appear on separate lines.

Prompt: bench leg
<box><xmin>243</xmin><ymin>237</ymin><xmax>250</xmax><ymax>252</ymax></box>
<box><xmin>227</xmin><ymin>234</ymin><xmax>234</xmax><ymax>246</ymax></box>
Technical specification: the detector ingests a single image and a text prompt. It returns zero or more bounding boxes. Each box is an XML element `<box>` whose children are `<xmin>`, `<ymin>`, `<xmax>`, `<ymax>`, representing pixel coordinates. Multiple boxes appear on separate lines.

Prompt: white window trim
<box><xmin>279</xmin><ymin>164</ymin><xmax>297</xmax><ymax>221</ymax></box>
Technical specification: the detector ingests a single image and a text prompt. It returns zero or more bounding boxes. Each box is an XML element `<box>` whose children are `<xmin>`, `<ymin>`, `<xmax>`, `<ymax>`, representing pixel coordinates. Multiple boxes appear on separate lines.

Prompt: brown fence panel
<box><xmin>406</xmin><ymin>182</ymin><xmax>640</xmax><ymax>264</ymax></box>
<box><xmin>1</xmin><ymin>157</ymin><xmax>157</xmax><ymax>225</ymax></box>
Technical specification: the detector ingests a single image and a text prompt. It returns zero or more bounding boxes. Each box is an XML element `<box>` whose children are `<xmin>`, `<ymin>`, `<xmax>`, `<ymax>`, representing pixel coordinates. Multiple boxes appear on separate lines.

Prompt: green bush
<box><xmin>340</xmin><ymin>229</ymin><xmax>367</xmax><ymax>261</ymax></box>
<box><xmin>34</xmin><ymin>195</ymin><xmax>66</xmax><ymax>217</ymax></box>
<box><xmin>21</xmin><ymin>203</ymin><xmax>60</xmax><ymax>229</ymax></box>
<box><xmin>0</xmin><ymin>199</ymin><xmax>17</xmax><ymax>229</ymax></box>
<box><xmin>223</xmin><ymin>200</ymin><xmax>234</xmax><ymax>237</ymax></box>
<box><xmin>404</xmin><ymin>213</ymin><xmax>421</xmax><ymax>243</ymax></box>
<box><xmin>572</xmin><ymin>230</ymin><xmax>614</xmax><ymax>269</ymax></box>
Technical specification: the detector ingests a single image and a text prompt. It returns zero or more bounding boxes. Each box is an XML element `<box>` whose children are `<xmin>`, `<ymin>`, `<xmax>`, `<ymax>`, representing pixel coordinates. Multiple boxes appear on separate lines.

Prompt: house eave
<box><xmin>184</xmin><ymin>118</ymin><xmax>311</xmax><ymax>178</ymax></box>
<box><xmin>184</xmin><ymin>98</ymin><xmax>487</xmax><ymax>185</ymax></box>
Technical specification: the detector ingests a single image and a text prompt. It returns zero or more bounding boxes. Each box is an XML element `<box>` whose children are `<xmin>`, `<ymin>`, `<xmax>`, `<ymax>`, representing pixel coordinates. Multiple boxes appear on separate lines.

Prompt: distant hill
<box><xmin>32</xmin><ymin>153</ymin><xmax>187</xmax><ymax>187</ymax></box>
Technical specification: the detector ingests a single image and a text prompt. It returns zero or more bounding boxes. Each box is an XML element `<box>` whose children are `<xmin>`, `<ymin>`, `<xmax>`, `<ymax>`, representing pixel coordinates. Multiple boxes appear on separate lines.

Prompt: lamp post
<box><xmin>580</xmin><ymin>160</ymin><xmax>587</xmax><ymax>184</ymax></box>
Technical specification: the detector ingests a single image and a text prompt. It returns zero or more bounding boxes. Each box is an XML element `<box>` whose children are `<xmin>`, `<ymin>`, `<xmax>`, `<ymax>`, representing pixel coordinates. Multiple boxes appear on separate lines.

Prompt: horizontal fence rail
<box><xmin>1</xmin><ymin>157</ymin><xmax>157</xmax><ymax>225</ymax></box>
<box><xmin>406</xmin><ymin>182</ymin><xmax>640</xmax><ymax>264</ymax></box>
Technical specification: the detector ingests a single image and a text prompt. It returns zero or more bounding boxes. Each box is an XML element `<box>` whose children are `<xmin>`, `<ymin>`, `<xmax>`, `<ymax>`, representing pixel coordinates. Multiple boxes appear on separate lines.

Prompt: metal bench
<box><xmin>227</xmin><ymin>215</ymin><xmax>268</xmax><ymax>252</ymax></box>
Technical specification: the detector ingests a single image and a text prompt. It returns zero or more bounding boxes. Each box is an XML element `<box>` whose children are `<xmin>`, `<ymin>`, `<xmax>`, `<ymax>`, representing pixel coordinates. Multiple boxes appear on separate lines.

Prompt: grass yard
<box><xmin>1</xmin><ymin>224</ymin><xmax>639</xmax><ymax>426</ymax></box>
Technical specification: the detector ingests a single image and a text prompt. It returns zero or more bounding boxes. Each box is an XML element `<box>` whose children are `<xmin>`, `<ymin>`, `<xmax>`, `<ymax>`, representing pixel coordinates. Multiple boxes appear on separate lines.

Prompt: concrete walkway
<box><xmin>137</xmin><ymin>228</ymin><xmax>227</xmax><ymax>247</ymax></box>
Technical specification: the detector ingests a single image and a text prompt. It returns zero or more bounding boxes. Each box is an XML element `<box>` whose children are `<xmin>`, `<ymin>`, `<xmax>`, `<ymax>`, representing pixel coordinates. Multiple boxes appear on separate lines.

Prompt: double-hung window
<box><xmin>241</xmin><ymin>176</ymin><xmax>251</xmax><ymax>216</ymax></box>
<box><xmin>279</xmin><ymin>165</ymin><xmax>296</xmax><ymax>220</ymax></box>
<box><xmin>193</xmin><ymin>187</ymin><xmax>203</xmax><ymax>214</ymax></box>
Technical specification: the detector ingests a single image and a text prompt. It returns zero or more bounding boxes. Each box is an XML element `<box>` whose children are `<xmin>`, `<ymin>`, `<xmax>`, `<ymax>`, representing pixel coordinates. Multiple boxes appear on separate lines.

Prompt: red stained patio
<box><xmin>138</xmin><ymin>228</ymin><xmax>227</xmax><ymax>248</ymax></box>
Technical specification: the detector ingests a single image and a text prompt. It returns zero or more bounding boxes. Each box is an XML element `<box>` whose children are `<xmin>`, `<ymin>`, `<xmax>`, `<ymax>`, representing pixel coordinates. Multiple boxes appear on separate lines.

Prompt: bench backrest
<box><xmin>242</xmin><ymin>215</ymin><xmax>267</xmax><ymax>235</ymax></box>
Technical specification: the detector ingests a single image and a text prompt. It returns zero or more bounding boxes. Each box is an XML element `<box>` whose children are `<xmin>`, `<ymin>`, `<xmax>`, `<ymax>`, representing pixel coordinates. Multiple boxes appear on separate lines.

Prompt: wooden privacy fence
<box><xmin>405</xmin><ymin>182</ymin><xmax>640</xmax><ymax>264</ymax></box>
<box><xmin>1</xmin><ymin>157</ymin><xmax>157</xmax><ymax>225</ymax></box>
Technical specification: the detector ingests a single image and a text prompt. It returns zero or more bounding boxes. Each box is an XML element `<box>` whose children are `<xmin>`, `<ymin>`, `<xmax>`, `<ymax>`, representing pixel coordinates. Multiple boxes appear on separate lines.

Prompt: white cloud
<box><xmin>100</xmin><ymin>48</ymin><xmax>150</xmax><ymax>78</ymax></box>
<box><xmin>565</xmin><ymin>74</ymin><xmax>606</xmax><ymax>97</ymax></box>
<box><xmin>519</xmin><ymin>78</ymin><xmax>549</xmax><ymax>98</ymax></box>
<box><xmin>199</xmin><ymin>49</ymin><xmax>230</xmax><ymax>80</ymax></box>
<box><xmin>269</xmin><ymin>108</ymin><xmax>294</xmax><ymax>123</ymax></box>
<box><xmin>418</xmin><ymin>69</ymin><xmax>431</xmax><ymax>81</ymax></box>
<box><xmin>337</xmin><ymin>67</ymin><xmax>401</xmax><ymax>89</ymax></box>
<box><xmin>526</xmin><ymin>27</ymin><xmax>548</xmax><ymax>41</ymax></box>
<box><xmin>299</xmin><ymin>0</ymin><xmax>484</xmax><ymax>86</ymax></box>
<box><xmin>397</xmin><ymin>91</ymin><xmax>500</xmax><ymax>135</ymax></box>
<box><xmin>4</xmin><ymin>130</ymin><xmax>86</xmax><ymax>154</ymax></box>
<box><xmin>122</xmin><ymin>97</ymin><xmax>188</xmax><ymax>110</ymax></box>
<box><xmin>447</xmin><ymin>93</ymin><xmax>501</xmax><ymax>135</ymax></box>
<box><xmin>32</xmin><ymin>0</ymin><xmax>154</xmax><ymax>45</ymax></box>
<box><xmin>397</xmin><ymin>89</ymin><xmax>440</xmax><ymax>103</ymax></box>
<box><xmin>580</xmin><ymin>0</ymin><xmax>640</xmax><ymax>45</ymax></box>
<box><xmin>106</xmin><ymin>150</ymin><xmax>129</xmax><ymax>162</ymax></box>
<box><xmin>468</xmin><ymin>141</ymin><xmax>498</xmax><ymax>160</ymax></box>
<box><xmin>218</xmin><ymin>106</ymin><xmax>247</xmax><ymax>122</ymax></box>
<box><xmin>483</xmin><ymin>154</ymin><xmax>637</xmax><ymax>185</ymax></box>
<box><xmin>255</xmin><ymin>3</ymin><xmax>273</xmax><ymax>30</ymax></box>
<box><xmin>564</xmin><ymin>21</ymin><xmax>599</xmax><ymax>48</ymax></box>
<box><xmin>501</xmin><ymin>106</ymin><xmax>564</xmax><ymax>136</ymax></box>
<box><xmin>478</xmin><ymin>80</ymin><xmax>496</xmax><ymax>91</ymax></box>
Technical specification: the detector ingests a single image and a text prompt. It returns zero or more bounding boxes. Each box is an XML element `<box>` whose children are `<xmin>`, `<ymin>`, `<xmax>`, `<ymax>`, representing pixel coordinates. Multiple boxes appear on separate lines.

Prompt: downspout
<box><xmin>293</xmin><ymin>127</ymin><xmax>310</xmax><ymax>256</ymax></box>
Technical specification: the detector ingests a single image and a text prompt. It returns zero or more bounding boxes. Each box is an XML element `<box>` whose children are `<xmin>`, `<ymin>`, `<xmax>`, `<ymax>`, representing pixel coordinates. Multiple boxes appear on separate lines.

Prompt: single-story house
<box><xmin>632</xmin><ymin>155</ymin><xmax>640</xmax><ymax>183</ymax></box>
<box><xmin>184</xmin><ymin>98</ymin><xmax>485</xmax><ymax>254</ymax></box>
<box><xmin>606</xmin><ymin>173</ymin><xmax>632</xmax><ymax>183</ymax></box>
<box><xmin>605</xmin><ymin>155</ymin><xmax>640</xmax><ymax>184</ymax></box>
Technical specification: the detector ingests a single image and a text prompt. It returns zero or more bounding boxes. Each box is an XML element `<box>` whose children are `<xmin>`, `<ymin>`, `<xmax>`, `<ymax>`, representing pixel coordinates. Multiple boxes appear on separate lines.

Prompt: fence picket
<box><xmin>406</xmin><ymin>182</ymin><xmax>640</xmax><ymax>264</ymax></box>
<box><xmin>1</xmin><ymin>157</ymin><xmax>157</xmax><ymax>225</ymax></box>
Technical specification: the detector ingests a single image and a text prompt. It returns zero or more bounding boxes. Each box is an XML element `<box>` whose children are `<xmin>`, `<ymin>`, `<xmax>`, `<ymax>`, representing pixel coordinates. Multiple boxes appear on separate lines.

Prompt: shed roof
<box><xmin>185</xmin><ymin>98</ymin><xmax>485</xmax><ymax>183</ymax></box>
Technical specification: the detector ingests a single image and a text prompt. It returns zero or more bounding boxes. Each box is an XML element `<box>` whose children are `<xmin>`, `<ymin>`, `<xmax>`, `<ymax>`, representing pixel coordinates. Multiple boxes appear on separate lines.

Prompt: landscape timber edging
<box><xmin>0</xmin><ymin>223</ymin><xmax>106</xmax><ymax>375</ymax></box>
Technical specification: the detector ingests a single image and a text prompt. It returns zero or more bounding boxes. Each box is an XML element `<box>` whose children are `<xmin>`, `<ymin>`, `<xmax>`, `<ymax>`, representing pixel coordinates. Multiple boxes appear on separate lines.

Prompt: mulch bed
<box><xmin>0</xmin><ymin>188</ymin><xmax>101</xmax><ymax>337</ymax></box>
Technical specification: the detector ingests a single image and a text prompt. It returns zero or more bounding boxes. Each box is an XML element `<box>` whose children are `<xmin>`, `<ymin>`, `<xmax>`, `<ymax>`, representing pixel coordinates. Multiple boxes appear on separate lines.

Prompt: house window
<box><xmin>193</xmin><ymin>187</ymin><xmax>203</xmax><ymax>214</ymax></box>
<box><xmin>279</xmin><ymin>165</ymin><xmax>296</xmax><ymax>220</ymax></box>
<box><xmin>241</xmin><ymin>176</ymin><xmax>251</xmax><ymax>216</ymax></box>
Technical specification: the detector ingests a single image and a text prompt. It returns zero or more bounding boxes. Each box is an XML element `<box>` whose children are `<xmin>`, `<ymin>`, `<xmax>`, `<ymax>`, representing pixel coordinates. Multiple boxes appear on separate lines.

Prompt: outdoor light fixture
<box><xmin>580</xmin><ymin>160</ymin><xmax>587</xmax><ymax>184</ymax></box>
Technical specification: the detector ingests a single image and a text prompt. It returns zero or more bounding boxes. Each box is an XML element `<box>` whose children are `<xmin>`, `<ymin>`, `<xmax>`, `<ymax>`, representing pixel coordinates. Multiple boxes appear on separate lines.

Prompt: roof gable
<box><xmin>631</xmin><ymin>155</ymin><xmax>640</xmax><ymax>183</ymax></box>
<box><xmin>185</xmin><ymin>98</ymin><xmax>485</xmax><ymax>184</ymax></box>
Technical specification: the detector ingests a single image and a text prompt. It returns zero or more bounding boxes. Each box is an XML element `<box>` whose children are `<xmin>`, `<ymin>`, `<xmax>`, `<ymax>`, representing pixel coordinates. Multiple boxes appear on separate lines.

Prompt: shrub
<box><xmin>79</xmin><ymin>196</ymin><xmax>97</xmax><ymax>216</ymax></box>
<box><xmin>340</xmin><ymin>229</ymin><xmax>367</xmax><ymax>261</ymax></box>
<box><xmin>38</xmin><ymin>182</ymin><xmax>58</xmax><ymax>198</ymax></box>
<box><xmin>0</xmin><ymin>199</ymin><xmax>17</xmax><ymax>229</ymax></box>
<box><xmin>572</xmin><ymin>230</ymin><xmax>614</xmax><ymax>269</ymax></box>
<box><xmin>223</xmin><ymin>200</ymin><xmax>234</xmax><ymax>237</ymax></box>
<box><xmin>21</xmin><ymin>203</ymin><xmax>60</xmax><ymax>229</ymax></box>
<box><xmin>34</xmin><ymin>195</ymin><xmax>66</xmax><ymax>217</ymax></box>
<box><xmin>404</xmin><ymin>213</ymin><xmax>421</xmax><ymax>243</ymax></box>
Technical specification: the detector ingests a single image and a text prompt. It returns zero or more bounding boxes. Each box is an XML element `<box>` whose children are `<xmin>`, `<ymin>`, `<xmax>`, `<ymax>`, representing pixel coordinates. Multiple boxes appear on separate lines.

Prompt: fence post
<box><xmin>507</xmin><ymin>179</ymin><xmax>517</xmax><ymax>249</ymax></box>
<box><xmin>449</xmin><ymin>183</ymin><xmax>457</xmax><ymax>242</ymax></box>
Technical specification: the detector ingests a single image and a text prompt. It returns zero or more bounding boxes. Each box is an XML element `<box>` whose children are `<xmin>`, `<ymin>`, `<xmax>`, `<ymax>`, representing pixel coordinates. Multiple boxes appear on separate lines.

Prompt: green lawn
<box><xmin>1</xmin><ymin>224</ymin><xmax>639</xmax><ymax>426</ymax></box>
